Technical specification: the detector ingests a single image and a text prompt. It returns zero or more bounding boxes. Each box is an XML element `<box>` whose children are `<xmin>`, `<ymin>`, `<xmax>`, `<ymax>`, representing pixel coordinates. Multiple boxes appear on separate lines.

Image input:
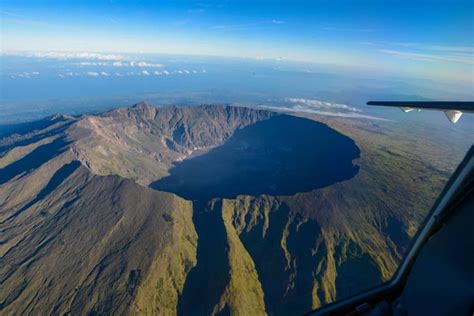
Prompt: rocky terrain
<box><xmin>0</xmin><ymin>103</ymin><xmax>449</xmax><ymax>315</ymax></box>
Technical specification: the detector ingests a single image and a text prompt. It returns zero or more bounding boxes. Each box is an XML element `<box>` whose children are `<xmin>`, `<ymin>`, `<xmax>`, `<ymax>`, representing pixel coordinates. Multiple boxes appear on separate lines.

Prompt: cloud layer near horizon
<box><xmin>257</xmin><ymin>98</ymin><xmax>386</xmax><ymax>120</ymax></box>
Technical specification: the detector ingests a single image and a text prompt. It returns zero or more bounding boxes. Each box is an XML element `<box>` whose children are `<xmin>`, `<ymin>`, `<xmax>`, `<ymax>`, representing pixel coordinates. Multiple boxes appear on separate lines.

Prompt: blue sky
<box><xmin>1</xmin><ymin>0</ymin><xmax>473</xmax><ymax>83</ymax></box>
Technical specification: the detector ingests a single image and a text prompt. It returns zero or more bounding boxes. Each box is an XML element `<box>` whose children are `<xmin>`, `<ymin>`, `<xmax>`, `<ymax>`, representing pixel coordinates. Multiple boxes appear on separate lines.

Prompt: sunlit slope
<box><xmin>0</xmin><ymin>104</ymin><xmax>275</xmax><ymax>315</ymax></box>
<box><xmin>0</xmin><ymin>104</ymin><xmax>450</xmax><ymax>315</ymax></box>
<box><xmin>0</xmin><ymin>139</ymin><xmax>197</xmax><ymax>314</ymax></box>
<box><xmin>69</xmin><ymin>103</ymin><xmax>275</xmax><ymax>185</ymax></box>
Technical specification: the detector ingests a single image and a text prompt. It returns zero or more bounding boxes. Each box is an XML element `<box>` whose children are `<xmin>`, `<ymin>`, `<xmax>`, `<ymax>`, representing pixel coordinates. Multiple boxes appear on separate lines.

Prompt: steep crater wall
<box><xmin>152</xmin><ymin>114</ymin><xmax>360</xmax><ymax>201</ymax></box>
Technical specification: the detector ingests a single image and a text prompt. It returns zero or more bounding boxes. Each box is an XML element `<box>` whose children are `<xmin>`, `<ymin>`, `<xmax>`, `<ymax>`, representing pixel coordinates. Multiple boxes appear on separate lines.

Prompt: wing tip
<box><xmin>444</xmin><ymin>110</ymin><xmax>463</xmax><ymax>124</ymax></box>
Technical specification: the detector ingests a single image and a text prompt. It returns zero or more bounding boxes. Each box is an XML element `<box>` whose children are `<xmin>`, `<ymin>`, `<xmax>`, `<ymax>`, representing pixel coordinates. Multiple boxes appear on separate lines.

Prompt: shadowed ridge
<box><xmin>0</xmin><ymin>160</ymin><xmax>81</xmax><ymax>224</ymax></box>
<box><xmin>0</xmin><ymin>137</ymin><xmax>71</xmax><ymax>185</ymax></box>
<box><xmin>0</xmin><ymin>102</ymin><xmax>444</xmax><ymax>315</ymax></box>
<box><xmin>0</xmin><ymin>164</ymin><xmax>197</xmax><ymax>315</ymax></box>
<box><xmin>69</xmin><ymin>104</ymin><xmax>278</xmax><ymax>185</ymax></box>
<box><xmin>0</xmin><ymin>114</ymin><xmax>73</xmax><ymax>138</ymax></box>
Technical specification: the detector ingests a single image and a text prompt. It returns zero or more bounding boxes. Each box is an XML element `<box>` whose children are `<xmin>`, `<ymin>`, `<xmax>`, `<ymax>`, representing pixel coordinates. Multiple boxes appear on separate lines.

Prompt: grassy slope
<box><xmin>0</xmin><ymin>148</ymin><xmax>197</xmax><ymax>315</ymax></box>
<box><xmin>203</xmin><ymin>113</ymin><xmax>458</xmax><ymax>315</ymax></box>
<box><xmin>213</xmin><ymin>199</ymin><xmax>267</xmax><ymax>316</ymax></box>
<box><xmin>0</xmin><ymin>106</ymin><xmax>466</xmax><ymax>315</ymax></box>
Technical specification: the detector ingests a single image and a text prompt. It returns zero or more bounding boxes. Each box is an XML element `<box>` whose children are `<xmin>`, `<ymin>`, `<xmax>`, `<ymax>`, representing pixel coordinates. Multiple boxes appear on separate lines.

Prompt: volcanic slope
<box><xmin>0</xmin><ymin>103</ymin><xmax>449</xmax><ymax>315</ymax></box>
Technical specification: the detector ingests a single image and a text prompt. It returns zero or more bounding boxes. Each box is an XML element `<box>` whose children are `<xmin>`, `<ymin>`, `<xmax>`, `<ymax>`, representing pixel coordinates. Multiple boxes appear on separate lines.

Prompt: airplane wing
<box><xmin>367</xmin><ymin>101</ymin><xmax>474</xmax><ymax>123</ymax></box>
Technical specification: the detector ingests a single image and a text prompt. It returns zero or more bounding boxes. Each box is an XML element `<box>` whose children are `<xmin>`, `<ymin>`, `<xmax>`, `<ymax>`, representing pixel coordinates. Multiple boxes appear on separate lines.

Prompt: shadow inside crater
<box><xmin>152</xmin><ymin>114</ymin><xmax>360</xmax><ymax>201</ymax></box>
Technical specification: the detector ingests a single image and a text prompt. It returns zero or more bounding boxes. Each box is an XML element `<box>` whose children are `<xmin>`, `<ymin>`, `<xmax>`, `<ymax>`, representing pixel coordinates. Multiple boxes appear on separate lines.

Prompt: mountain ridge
<box><xmin>0</xmin><ymin>103</ymin><xmax>447</xmax><ymax>315</ymax></box>
<box><xmin>68</xmin><ymin>103</ymin><xmax>277</xmax><ymax>185</ymax></box>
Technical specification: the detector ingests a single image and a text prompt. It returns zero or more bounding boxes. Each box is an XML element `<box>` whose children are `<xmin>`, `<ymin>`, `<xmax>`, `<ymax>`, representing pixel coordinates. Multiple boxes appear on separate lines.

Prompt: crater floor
<box><xmin>152</xmin><ymin>114</ymin><xmax>360</xmax><ymax>201</ymax></box>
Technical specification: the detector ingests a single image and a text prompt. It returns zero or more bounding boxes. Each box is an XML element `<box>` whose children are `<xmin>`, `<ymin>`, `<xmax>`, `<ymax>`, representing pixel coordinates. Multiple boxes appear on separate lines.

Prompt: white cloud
<box><xmin>257</xmin><ymin>104</ymin><xmax>384</xmax><ymax>120</ymax></box>
<box><xmin>75</xmin><ymin>60</ymin><xmax>164</xmax><ymax>68</ymax></box>
<box><xmin>76</xmin><ymin>61</ymin><xmax>108</xmax><ymax>66</ymax></box>
<box><xmin>10</xmin><ymin>66</ymin><xmax>203</xmax><ymax>80</ymax></box>
<box><xmin>285</xmin><ymin>98</ymin><xmax>362</xmax><ymax>113</ymax></box>
<box><xmin>363</xmin><ymin>42</ymin><xmax>474</xmax><ymax>64</ymax></box>
<box><xmin>10</xmin><ymin>71</ymin><xmax>40</xmax><ymax>79</ymax></box>
<box><xmin>130</xmin><ymin>61</ymin><xmax>164</xmax><ymax>67</ymax></box>
<box><xmin>379</xmin><ymin>49</ymin><xmax>474</xmax><ymax>64</ymax></box>
<box><xmin>253</xmin><ymin>98</ymin><xmax>385</xmax><ymax>120</ymax></box>
<box><xmin>57</xmin><ymin>71</ymin><xmax>80</xmax><ymax>77</ymax></box>
<box><xmin>112</xmin><ymin>61</ymin><xmax>126</xmax><ymax>67</ymax></box>
<box><xmin>22</xmin><ymin>51</ymin><xmax>125</xmax><ymax>60</ymax></box>
<box><xmin>427</xmin><ymin>45</ymin><xmax>474</xmax><ymax>53</ymax></box>
<box><xmin>386</xmin><ymin>42</ymin><xmax>474</xmax><ymax>53</ymax></box>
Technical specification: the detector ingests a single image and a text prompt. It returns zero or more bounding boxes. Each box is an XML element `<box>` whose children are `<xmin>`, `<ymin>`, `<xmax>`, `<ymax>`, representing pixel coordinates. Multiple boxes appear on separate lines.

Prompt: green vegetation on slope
<box><xmin>0</xmin><ymin>104</ymin><xmax>457</xmax><ymax>315</ymax></box>
<box><xmin>0</xmin><ymin>150</ymin><xmax>197</xmax><ymax>315</ymax></box>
